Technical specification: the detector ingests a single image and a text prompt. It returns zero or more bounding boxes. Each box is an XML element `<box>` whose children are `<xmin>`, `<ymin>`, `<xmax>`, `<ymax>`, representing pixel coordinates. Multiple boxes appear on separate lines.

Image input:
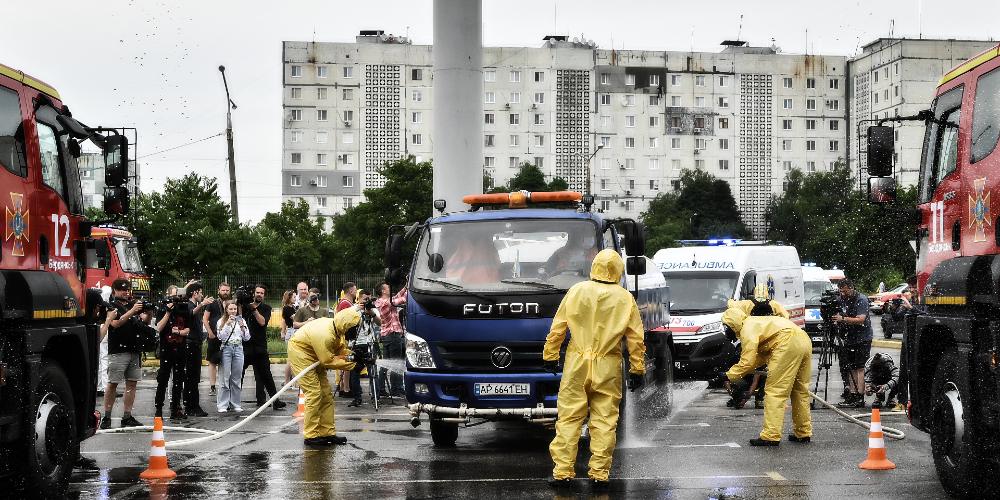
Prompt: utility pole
<box><xmin>219</xmin><ymin>65</ymin><xmax>239</xmax><ymax>223</ymax></box>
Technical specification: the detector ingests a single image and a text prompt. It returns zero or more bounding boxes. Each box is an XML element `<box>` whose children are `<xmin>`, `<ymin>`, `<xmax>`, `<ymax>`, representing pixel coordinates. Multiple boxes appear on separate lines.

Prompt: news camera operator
<box><xmin>348</xmin><ymin>289</ymin><xmax>381</xmax><ymax>407</ymax></box>
<box><xmin>182</xmin><ymin>282</ymin><xmax>214</xmax><ymax>417</ymax></box>
<box><xmin>101</xmin><ymin>278</ymin><xmax>155</xmax><ymax>429</ymax></box>
<box><xmin>831</xmin><ymin>279</ymin><xmax>873</xmax><ymax>409</ymax></box>
<box><xmin>240</xmin><ymin>284</ymin><xmax>287</xmax><ymax>411</ymax></box>
<box><xmin>154</xmin><ymin>289</ymin><xmax>193</xmax><ymax>420</ymax></box>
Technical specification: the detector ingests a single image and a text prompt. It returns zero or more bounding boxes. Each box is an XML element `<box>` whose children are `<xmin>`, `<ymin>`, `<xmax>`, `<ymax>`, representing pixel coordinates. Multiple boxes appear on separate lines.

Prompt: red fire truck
<box><xmin>867</xmin><ymin>45</ymin><xmax>1000</xmax><ymax>497</ymax></box>
<box><xmin>85</xmin><ymin>225</ymin><xmax>150</xmax><ymax>298</ymax></box>
<box><xmin>0</xmin><ymin>63</ymin><xmax>132</xmax><ymax>496</ymax></box>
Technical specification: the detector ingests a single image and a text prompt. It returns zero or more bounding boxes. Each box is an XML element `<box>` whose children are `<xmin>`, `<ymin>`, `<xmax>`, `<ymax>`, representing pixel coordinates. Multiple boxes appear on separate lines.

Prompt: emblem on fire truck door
<box><xmin>4</xmin><ymin>193</ymin><xmax>29</xmax><ymax>257</ymax></box>
<box><xmin>969</xmin><ymin>177</ymin><xmax>991</xmax><ymax>243</ymax></box>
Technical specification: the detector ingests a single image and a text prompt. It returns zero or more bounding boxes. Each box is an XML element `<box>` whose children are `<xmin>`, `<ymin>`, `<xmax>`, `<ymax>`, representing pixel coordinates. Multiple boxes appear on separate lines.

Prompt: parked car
<box><xmin>869</xmin><ymin>283</ymin><xmax>908</xmax><ymax>314</ymax></box>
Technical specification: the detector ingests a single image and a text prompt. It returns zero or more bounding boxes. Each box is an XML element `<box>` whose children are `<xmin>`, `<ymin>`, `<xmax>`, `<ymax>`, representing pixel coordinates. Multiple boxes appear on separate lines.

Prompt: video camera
<box><xmin>234</xmin><ymin>285</ymin><xmax>255</xmax><ymax>307</ymax></box>
<box><xmin>156</xmin><ymin>294</ymin><xmax>189</xmax><ymax>315</ymax></box>
<box><xmin>817</xmin><ymin>289</ymin><xmax>841</xmax><ymax>323</ymax></box>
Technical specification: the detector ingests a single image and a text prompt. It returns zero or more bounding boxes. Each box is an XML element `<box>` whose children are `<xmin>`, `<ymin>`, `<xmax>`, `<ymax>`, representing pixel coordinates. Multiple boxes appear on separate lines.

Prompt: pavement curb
<box><xmin>872</xmin><ymin>339</ymin><xmax>902</xmax><ymax>349</ymax></box>
<box><xmin>141</xmin><ymin>357</ymin><xmax>287</xmax><ymax>368</ymax></box>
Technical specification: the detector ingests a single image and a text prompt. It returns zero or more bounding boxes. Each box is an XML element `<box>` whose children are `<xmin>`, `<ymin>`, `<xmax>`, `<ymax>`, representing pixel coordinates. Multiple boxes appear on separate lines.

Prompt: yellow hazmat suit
<box><xmin>287</xmin><ymin>310</ymin><xmax>359</xmax><ymax>439</ymax></box>
<box><xmin>723</xmin><ymin>304</ymin><xmax>812</xmax><ymax>442</ymax></box>
<box><xmin>543</xmin><ymin>249</ymin><xmax>646</xmax><ymax>481</ymax></box>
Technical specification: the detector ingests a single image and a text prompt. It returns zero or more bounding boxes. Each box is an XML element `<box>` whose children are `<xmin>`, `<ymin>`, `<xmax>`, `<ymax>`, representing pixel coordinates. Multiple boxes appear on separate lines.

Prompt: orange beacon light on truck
<box><xmin>462</xmin><ymin>191</ymin><xmax>582</xmax><ymax>209</ymax></box>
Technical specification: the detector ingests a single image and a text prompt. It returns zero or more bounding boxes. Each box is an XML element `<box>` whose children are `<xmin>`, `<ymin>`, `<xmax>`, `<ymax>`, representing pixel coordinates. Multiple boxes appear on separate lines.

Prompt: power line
<box><xmin>137</xmin><ymin>133</ymin><xmax>223</xmax><ymax>159</ymax></box>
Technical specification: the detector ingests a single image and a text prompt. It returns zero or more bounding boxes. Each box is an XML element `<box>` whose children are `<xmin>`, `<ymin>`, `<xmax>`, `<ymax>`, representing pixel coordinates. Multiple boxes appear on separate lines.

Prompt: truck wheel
<box><xmin>929</xmin><ymin>350</ymin><xmax>997</xmax><ymax>497</ymax></box>
<box><xmin>430</xmin><ymin>419</ymin><xmax>458</xmax><ymax>447</ymax></box>
<box><xmin>23</xmin><ymin>362</ymin><xmax>78</xmax><ymax>498</ymax></box>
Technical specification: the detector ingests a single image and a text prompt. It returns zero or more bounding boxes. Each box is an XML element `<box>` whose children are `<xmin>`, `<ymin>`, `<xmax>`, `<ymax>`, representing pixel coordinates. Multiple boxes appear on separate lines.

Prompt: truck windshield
<box><xmin>412</xmin><ymin>219</ymin><xmax>600</xmax><ymax>293</ymax></box>
<box><xmin>113</xmin><ymin>238</ymin><xmax>145</xmax><ymax>274</ymax></box>
<box><xmin>662</xmin><ymin>271</ymin><xmax>739</xmax><ymax>314</ymax></box>
<box><xmin>804</xmin><ymin>281</ymin><xmax>836</xmax><ymax>307</ymax></box>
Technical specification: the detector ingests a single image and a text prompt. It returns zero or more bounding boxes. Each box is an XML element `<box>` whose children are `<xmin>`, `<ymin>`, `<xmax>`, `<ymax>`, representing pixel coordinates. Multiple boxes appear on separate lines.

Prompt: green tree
<box><xmin>489</xmin><ymin>163</ymin><xmax>569</xmax><ymax>193</ymax></box>
<box><xmin>641</xmin><ymin>169</ymin><xmax>749</xmax><ymax>251</ymax></box>
<box><xmin>329</xmin><ymin>156</ymin><xmax>434</xmax><ymax>274</ymax></box>
<box><xmin>255</xmin><ymin>199</ymin><xmax>333</xmax><ymax>275</ymax></box>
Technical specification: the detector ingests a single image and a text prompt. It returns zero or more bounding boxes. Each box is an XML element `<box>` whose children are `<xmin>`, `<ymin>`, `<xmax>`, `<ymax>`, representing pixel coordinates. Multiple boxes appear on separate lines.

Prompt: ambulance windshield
<box><xmin>662</xmin><ymin>271</ymin><xmax>739</xmax><ymax>314</ymax></box>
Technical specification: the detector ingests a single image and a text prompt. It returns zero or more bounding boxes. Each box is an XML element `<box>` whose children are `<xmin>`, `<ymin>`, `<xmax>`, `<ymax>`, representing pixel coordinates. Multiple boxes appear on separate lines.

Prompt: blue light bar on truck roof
<box><xmin>678</xmin><ymin>239</ymin><xmax>742</xmax><ymax>246</ymax></box>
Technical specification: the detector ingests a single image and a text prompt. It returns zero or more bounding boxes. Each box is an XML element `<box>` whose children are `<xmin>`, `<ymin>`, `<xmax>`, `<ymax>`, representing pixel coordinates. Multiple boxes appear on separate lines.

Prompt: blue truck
<box><xmin>384</xmin><ymin>191</ymin><xmax>673</xmax><ymax>446</ymax></box>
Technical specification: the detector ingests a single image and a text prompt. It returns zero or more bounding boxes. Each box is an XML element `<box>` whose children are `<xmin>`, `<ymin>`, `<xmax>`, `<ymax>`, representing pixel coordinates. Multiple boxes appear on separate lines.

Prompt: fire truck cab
<box><xmin>867</xmin><ymin>45</ymin><xmax>1000</xmax><ymax>497</ymax></box>
<box><xmin>85</xmin><ymin>225</ymin><xmax>149</xmax><ymax>298</ymax></box>
<box><xmin>0</xmin><ymin>63</ymin><xmax>131</xmax><ymax>496</ymax></box>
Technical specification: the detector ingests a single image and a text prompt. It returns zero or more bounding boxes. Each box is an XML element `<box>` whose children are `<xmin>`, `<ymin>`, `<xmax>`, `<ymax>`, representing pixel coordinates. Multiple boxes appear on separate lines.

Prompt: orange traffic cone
<box><xmin>859</xmin><ymin>408</ymin><xmax>896</xmax><ymax>470</ymax></box>
<box><xmin>292</xmin><ymin>389</ymin><xmax>306</xmax><ymax>418</ymax></box>
<box><xmin>139</xmin><ymin>417</ymin><xmax>177</xmax><ymax>480</ymax></box>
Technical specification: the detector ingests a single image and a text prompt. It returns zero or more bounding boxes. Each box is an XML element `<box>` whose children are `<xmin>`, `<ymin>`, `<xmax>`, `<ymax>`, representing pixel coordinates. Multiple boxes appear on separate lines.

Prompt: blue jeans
<box><xmin>218</xmin><ymin>344</ymin><xmax>245</xmax><ymax>411</ymax></box>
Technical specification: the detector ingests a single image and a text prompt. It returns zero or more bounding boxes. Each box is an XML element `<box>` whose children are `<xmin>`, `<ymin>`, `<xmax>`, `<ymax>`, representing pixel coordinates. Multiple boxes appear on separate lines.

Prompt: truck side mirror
<box><xmin>104</xmin><ymin>134</ymin><xmax>129</xmax><ymax>187</ymax></box>
<box><xmin>867</xmin><ymin>126</ymin><xmax>894</xmax><ymax>177</ymax></box>
<box><xmin>385</xmin><ymin>268</ymin><xmax>406</xmax><ymax>288</ymax></box>
<box><xmin>867</xmin><ymin>177</ymin><xmax>897</xmax><ymax>204</ymax></box>
<box><xmin>385</xmin><ymin>233</ymin><xmax>404</xmax><ymax>269</ymax></box>
<box><xmin>615</xmin><ymin>219</ymin><xmax>646</xmax><ymax>256</ymax></box>
<box><xmin>103</xmin><ymin>186</ymin><xmax>130</xmax><ymax>215</ymax></box>
<box><xmin>625</xmin><ymin>256</ymin><xmax>646</xmax><ymax>276</ymax></box>
<box><xmin>427</xmin><ymin>253</ymin><xmax>444</xmax><ymax>273</ymax></box>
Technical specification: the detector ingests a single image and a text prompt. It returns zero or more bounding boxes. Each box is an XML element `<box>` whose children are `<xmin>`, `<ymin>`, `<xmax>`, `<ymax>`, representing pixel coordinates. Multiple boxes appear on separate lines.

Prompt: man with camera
<box><xmin>101</xmin><ymin>278</ymin><xmax>154</xmax><ymax>429</ymax></box>
<box><xmin>375</xmin><ymin>282</ymin><xmax>408</xmax><ymax>397</ymax></box>
<box><xmin>349</xmin><ymin>289</ymin><xmax>381</xmax><ymax>407</ymax></box>
<box><xmin>154</xmin><ymin>288</ymin><xmax>193</xmax><ymax>420</ymax></box>
<box><xmin>832</xmin><ymin>279</ymin><xmax>874</xmax><ymax>409</ymax></box>
<box><xmin>183</xmin><ymin>282</ymin><xmax>214</xmax><ymax>417</ymax></box>
<box><xmin>292</xmin><ymin>293</ymin><xmax>327</xmax><ymax>328</ymax></box>
<box><xmin>241</xmin><ymin>284</ymin><xmax>287</xmax><ymax>410</ymax></box>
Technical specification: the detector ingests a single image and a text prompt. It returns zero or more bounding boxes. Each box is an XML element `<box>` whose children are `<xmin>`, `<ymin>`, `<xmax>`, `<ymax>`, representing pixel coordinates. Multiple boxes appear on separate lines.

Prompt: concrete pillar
<box><xmin>432</xmin><ymin>0</ymin><xmax>483</xmax><ymax>213</ymax></box>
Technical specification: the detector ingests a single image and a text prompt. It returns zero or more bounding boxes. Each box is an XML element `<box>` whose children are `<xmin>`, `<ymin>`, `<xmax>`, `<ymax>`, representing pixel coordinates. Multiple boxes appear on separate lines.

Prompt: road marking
<box><xmin>668</xmin><ymin>442</ymin><xmax>740</xmax><ymax>448</ymax></box>
<box><xmin>658</xmin><ymin>422</ymin><xmax>710</xmax><ymax>427</ymax></box>
<box><xmin>766</xmin><ymin>471</ymin><xmax>787</xmax><ymax>481</ymax></box>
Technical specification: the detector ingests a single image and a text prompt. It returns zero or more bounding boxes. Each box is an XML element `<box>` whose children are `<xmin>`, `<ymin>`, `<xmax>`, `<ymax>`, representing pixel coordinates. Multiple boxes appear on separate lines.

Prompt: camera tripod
<box><xmin>811</xmin><ymin>321</ymin><xmax>842</xmax><ymax>409</ymax></box>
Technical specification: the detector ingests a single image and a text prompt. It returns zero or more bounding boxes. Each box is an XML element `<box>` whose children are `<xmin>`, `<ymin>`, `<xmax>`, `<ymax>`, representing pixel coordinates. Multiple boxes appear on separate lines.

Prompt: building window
<box><xmin>719</xmin><ymin>159</ymin><xmax>730</xmax><ymax>170</ymax></box>
<box><xmin>671</xmin><ymin>95</ymin><xmax>682</xmax><ymax>106</ymax></box>
<box><xmin>342</xmin><ymin>66</ymin><xmax>353</xmax><ymax>78</ymax></box>
<box><xmin>534</xmin><ymin>135</ymin><xmax>544</xmax><ymax>147</ymax></box>
<box><xmin>894</xmin><ymin>85</ymin><xmax>899</xmax><ymax>97</ymax></box>
<box><xmin>600</xmin><ymin>200</ymin><xmax>611</xmax><ymax>211</ymax></box>
<box><xmin>411</xmin><ymin>111</ymin><xmax>422</xmax><ymax>123</ymax></box>
<box><xmin>315</xmin><ymin>154</ymin><xmax>328</xmax><ymax>166</ymax></box>
<box><xmin>649</xmin><ymin>116</ymin><xmax>659</xmax><ymax>127</ymax></box>
<box><xmin>625</xmin><ymin>115</ymin><xmax>636</xmax><ymax>127</ymax></box>
<box><xmin>316</xmin><ymin>175</ymin><xmax>327</xmax><ymax>187</ymax></box>
<box><xmin>317</xmin><ymin>87</ymin><xmax>328</xmax><ymax>100</ymax></box>
<box><xmin>485</xmin><ymin>70</ymin><xmax>496</xmax><ymax>82</ymax></box>
<box><xmin>829</xmin><ymin>120</ymin><xmax>839</xmax><ymax>131</ymax></box>
<box><xmin>624</xmin><ymin>94</ymin><xmax>635</xmax><ymax>106</ymax></box>
<box><xmin>289</xmin><ymin>109</ymin><xmax>302</xmax><ymax>121</ymax></box>
<box><xmin>315</xmin><ymin>131</ymin><xmax>328</xmax><ymax>143</ymax></box>
<box><xmin>650</xmin><ymin>74</ymin><xmax>660</xmax><ymax>86</ymax></box>
<box><xmin>484</xmin><ymin>134</ymin><xmax>494</xmax><ymax>147</ymax></box>
<box><xmin>509</xmin><ymin>134</ymin><xmax>519</xmax><ymax>147</ymax></box>
<box><xmin>670</xmin><ymin>116</ymin><xmax>681</xmax><ymax>128</ymax></box>
<box><xmin>719</xmin><ymin>76</ymin><xmax>729</xmax><ymax>87</ymax></box>
<box><xmin>508</xmin><ymin>157</ymin><xmax>519</xmax><ymax>168</ymax></box>
<box><xmin>316</xmin><ymin>197</ymin><xmax>327</xmax><ymax>208</ymax></box>
<box><xmin>649</xmin><ymin>158</ymin><xmax>660</xmax><ymax>170</ymax></box>
<box><xmin>782</xmin><ymin>119</ymin><xmax>792</xmax><ymax>130</ymax></box>
<box><xmin>719</xmin><ymin>117</ymin><xmax>729</xmax><ymax>129</ymax></box>
<box><xmin>671</xmin><ymin>74</ymin><xmax>681</xmax><ymax>86</ymax></box>
<box><xmin>671</xmin><ymin>137</ymin><xmax>681</xmax><ymax>149</ymax></box>
<box><xmin>534</xmin><ymin>71</ymin><xmax>544</xmax><ymax>82</ymax></box>
<box><xmin>290</xmin><ymin>87</ymin><xmax>302</xmax><ymax>99</ymax></box>
<box><xmin>411</xmin><ymin>68</ymin><xmax>423</xmax><ymax>81</ymax></box>
<box><xmin>600</xmin><ymin>136</ymin><xmax>611</xmax><ymax>148</ymax></box>
<box><xmin>874</xmin><ymin>92</ymin><xmax>879</xmax><ymax>104</ymax></box>
<box><xmin>807</xmin><ymin>161</ymin><xmax>816</xmax><ymax>172</ymax></box>
<box><xmin>806</xmin><ymin>99</ymin><xmax>816</xmax><ymax>110</ymax></box>
<box><xmin>782</xmin><ymin>160</ymin><xmax>792</xmax><ymax>171</ymax></box>
<box><xmin>829</xmin><ymin>78</ymin><xmax>839</xmax><ymax>89</ymax></box>
<box><xmin>806</xmin><ymin>140</ymin><xmax>816</xmax><ymax>151</ymax></box>
<box><xmin>650</xmin><ymin>179</ymin><xmax>659</xmax><ymax>190</ymax></box>
<box><xmin>626</xmin><ymin>74</ymin><xmax>636</xmax><ymax>86</ymax></box>
<box><xmin>344</xmin><ymin>197</ymin><xmax>354</xmax><ymax>210</ymax></box>
<box><xmin>671</xmin><ymin>159</ymin><xmax>681</xmax><ymax>170</ymax></box>
<box><xmin>534</xmin><ymin>157</ymin><xmax>544</xmax><ymax>168</ymax></box>
<box><xmin>718</xmin><ymin>96</ymin><xmax>729</xmax><ymax>108</ymax></box>
<box><xmin>291</xmin><ymin>65</ymin><xmax>302</xmax><ymax>77</ymax></box>
<box><xmin>874</xmin><ymin>71</ymin><xmax>879</xmax><ymax>83</ymax></box>
<box><xmin>649</xmin><ymin>95</ymin><xmax>660</xmax><ymax>106</ymax></box>
<box><xmin>695</xmin><ymin>75</ymin><xmax>706</xmax><ymax>86</ymax></box>
<box><xmin>695</xmin><ymin>159</ymin><xmax>705</xmax><ymax>169</ymax></box>
<box><xmin>485</xmin><ymin>91</ymin><xmax>495</xmax><ymax>104</ymax></box>
<box><xmin>806</xmin><ymin>119</ymin><xmax>816</xmax><ymax>130</ymax></box>
<box><xmin>342</xmin><ymin>110</ymin><xmax>354</xmax><ymax>122</ymax></box>
<box><xmin>599</xmin><ymin>158</ymin><xmax>611</xmax><ymax>170</ymax></box>
<box><xmin>826</xmin><ymin>99</ymin><xmax>840</xmax><ymax>110</ymax></box>
<box><xmin>628</xmin><ymin>179</ymin><xmax>635</xmax><ymax>190</ymax></box>
<box><xmin>624</xmin><ymin>137</ymin><xmax>635</xmax><ymax>149</ymax></box>
<box><xmin>343</xmin><ymin>132</ymin><xmax>354</xmax><ymax>144</ymax></box>
<box><xmin>412</xmin><ymin>90</ymin><xmax>423</xmax><ymax>102</ymax></box>
<box><xmin>342</xmin><ymin>88</ymin><xmax>353</xmax><ymax>100</ymax></box>
<box><xmin>829</xmin><ymin>140</ymin><xmax>839</xmax><ymax>152</ymax></box>
<box><xmin>291</xmin><ymin>152</ymin><xmax>302</xmax><ymax>164</ymax></box>
<box><xmin>342</xmin><ymin>176</ymin><xmax>354</xmax><ymax>187</ymax></box>
<box><xmin>600</xmin><ymin>178</ymin><xmax>609</xmax><ymax>191</ymax></box>
<box><xmin>290</xmin><ymin>175</ymin><xmax>301</xmax><ymax>187</ymax></box>
<box><xmin>510</xmin><ymin>70</ymin><xmax>521</xmax><ymax>82</ymax></box>
<box><xmin>600</xmin><ymin>73</ymin><xmax>609</xmax><ymax>85</ymax></box>
<box><xmin>510</xmin><ymin>91</ymin><xmax>521</xmax><ymax>104</ymax></box>
<box><xmin>649</xmin><ymin>137</ymin><xmax>659</xmax><ymax>148</ymax></box>
<box><xmin>316</xmin><ymin>66</ymin><xmax>328</xmax><ymax>78</ymax></box>
<box><xmin>291</xmin><ymin>130</ymin><xmax>303</xmax><ymax>143</ymax></box>
<box><xmin>694</xmin><ymin>116</ymin><xmax>706</xmax><ymax>129</ymax></box>
<box><xmin>341</xmin><ymin>154</ymin><xmax>354</xmax><ymax>165</ymax></box>
<box><xmin>719</xmin><ymin>138</ymin><xmax>729</xmax><ymax>150</ymax></box>
<box><xmin>534</xmin><ymin>92</ymin><xmax>544</xmax><ymax>104</ymax></box>
<box><xmin>509</xmin><ymin>113</ymin><xmax>520</xmax><ymax>125</ymax></box>
<box><xmin>412</xmin><ymin>133</ymin><xmax>423</xmax><ymax>145</ymax></box>
<box><xmin>695</xmin><ymin>138</ymin><xmax>707</xmax><ymax>150</ymax></box>
<box><xmin>485</xmin><ymin>113</ymin><xmax>494</xmax><ymax>124</ymax></box>
<box><xmin>534</xmin><ymin>113</ymin><xmax>544</xmax><ymax>125</ymax></box>
<box><xmin>316</xmin><ymin>109</ymin><xmax>328</xmax><ymax>121</ymax></box>
<box><xmin>600</xmin><ymin>94</ymin><xmax>611</xmax><ymax>105</ymax></box>
<box><xmin>783</xmin><ymin>77</ymin><xmax>793</xmax><ymax>88</ymax></box>
<box><xmin>783</xmin><ymin>98</ymin><xmax>793</xmax><ymax>109</ymax></box>
<box><xmin>484</xmin><ymin>156</ymin><xmax>495</xmax><ymax>167</ymax></box>
<box><xmin>695</xmin><ymin>96</ymin><xmax>706</xmax><ymax>107</ymax></box>
<box><xmin>806</xmin><ymin>77</ymin><xmax>815</xmax><ymax>89</ymax></box>
<box><xmin>782</xmin><ymin>140</ymin><xmax>792</xmax><ymax>151</ymax></box>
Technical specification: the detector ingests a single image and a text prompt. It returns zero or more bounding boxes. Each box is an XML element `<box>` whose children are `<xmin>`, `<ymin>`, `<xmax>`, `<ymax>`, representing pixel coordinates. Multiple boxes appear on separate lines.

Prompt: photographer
<box><xmin>241</xmin><ymin>284</ymin><xmax>287</xmax><ymax>410</ymax></box>
<box><xmin>348</xmin><ymin>289</ymin><xmax>381</xmax><ymax>407</ymax></box>
<box><xmin>183</xmin><ymin>282</ymin><xmax>214</xmax><ymax>417</ymax></box>
<box><xmin>101</xmin><ymin>278</ymin><xmax>153</xmax><ymax>429</ymax></box>
<box><xmin>832</xmin><ymin>279</ymin><xmax>874</xmax><ymax>409</ymax></box>
<box><xmin>154</xmin><ymin>288</ymin><xmax>192</xmax><ymax>420</ymax></box>
<box><xmin>375</xmin><ymin>281</ymin><xmax>408</xmax><ymax>397</ymax></box>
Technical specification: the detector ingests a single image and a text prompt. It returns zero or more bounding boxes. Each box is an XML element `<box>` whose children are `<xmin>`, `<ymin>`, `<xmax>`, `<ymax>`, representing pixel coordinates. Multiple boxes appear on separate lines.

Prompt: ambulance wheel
<box><xmin>23</xmin><ymin>362</ymin><xmax>78</xmax><ymax>499</ymax></box>
<box><xmin>430</xmin><ymin>419</ymin><xmax>458</xmax><ymax>447</ymax></box>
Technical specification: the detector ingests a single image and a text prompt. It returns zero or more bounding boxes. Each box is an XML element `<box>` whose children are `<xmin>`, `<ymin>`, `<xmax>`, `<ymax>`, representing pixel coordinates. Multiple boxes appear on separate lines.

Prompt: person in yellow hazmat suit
<box><xmin>287</xmin><ymin>308</ymin><xmax>360</xmax><ymax>446</ymax></box>
<box><xmin>542</xmin><ymin>249</ymin><xmax>646</xmax><ymax>491</ymax></box>
<box><xmin>722</xmin><ymin>299</ymin><xmax>812</xmax><ymax>446</ymax></box>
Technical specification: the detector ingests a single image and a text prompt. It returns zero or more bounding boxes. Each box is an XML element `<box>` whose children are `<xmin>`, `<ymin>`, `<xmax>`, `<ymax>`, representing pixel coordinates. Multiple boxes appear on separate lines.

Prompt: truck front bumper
<box><xmin>405</xmin><ymin>370</ymin><xmax>560</xmax><ymax>423</ymax></box>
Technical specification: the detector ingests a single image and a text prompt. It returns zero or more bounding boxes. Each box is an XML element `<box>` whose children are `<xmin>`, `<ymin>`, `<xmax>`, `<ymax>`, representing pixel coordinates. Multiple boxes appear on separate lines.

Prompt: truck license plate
<box><xmin>474</xmin><ymin>383</ymin><xmax>530</xmax><ymax>396</ymax></box>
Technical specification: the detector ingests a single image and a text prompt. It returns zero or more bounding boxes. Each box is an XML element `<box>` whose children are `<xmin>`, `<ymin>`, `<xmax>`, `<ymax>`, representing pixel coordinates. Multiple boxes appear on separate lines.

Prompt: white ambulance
<box><xmin>802</xmin><ymin>265</ymin><xmax>837</xmax><ymax>346</ymax></box>
<box><xmin>652</xmin><ymin>241</ymin><xmax>805</xmax><ymax>379</ymax></box>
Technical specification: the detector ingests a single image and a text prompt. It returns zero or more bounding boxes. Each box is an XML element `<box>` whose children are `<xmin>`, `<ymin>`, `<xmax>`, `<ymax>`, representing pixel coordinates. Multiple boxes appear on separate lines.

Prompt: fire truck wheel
<box><xmin>430</xmin><ymin>418</ymin><xmax>458</xmax><ymax>447</ymax></box>
<box><xmin>929</xmin><ymin>350</ymin><xmax>997</xmax><ymax>498</ymax></box>
<box><xmin>23</xmin><ymin>361</ymin><xmax>78</xmax><ymax>499</ymax></box>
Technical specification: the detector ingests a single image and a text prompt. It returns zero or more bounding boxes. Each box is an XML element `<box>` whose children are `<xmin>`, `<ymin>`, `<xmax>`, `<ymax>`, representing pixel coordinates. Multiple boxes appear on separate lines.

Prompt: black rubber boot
<box><xmin>749</xmin><ymin>438</ymin><xmax>780</xmax><ymax>447</ymax></box>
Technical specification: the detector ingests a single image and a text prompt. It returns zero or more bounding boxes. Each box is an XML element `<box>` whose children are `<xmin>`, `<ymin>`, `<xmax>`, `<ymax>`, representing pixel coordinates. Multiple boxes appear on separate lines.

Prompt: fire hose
<box><xmin>808</xmin><ymin>390</ymin><xmax>906</xmax><ymax>440</ymax></box>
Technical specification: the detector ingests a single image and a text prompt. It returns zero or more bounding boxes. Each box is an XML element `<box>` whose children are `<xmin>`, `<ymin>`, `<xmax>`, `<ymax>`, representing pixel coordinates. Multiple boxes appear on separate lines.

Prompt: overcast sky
<box><xmin>2</xmin><ymin>0</ymin><xmax>996</xmax><ymax>223</ymax></box>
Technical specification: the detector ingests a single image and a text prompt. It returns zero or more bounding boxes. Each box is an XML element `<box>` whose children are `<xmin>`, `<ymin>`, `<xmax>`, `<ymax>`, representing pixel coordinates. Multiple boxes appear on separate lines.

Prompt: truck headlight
<box><xmin>405</xmin><ymin>332</ymin><xmax>436</xmax><ymax>369</ymax></box>
<box><xmin>697</xmin><ymin>321</ymin><xmax>724</xmax><ymax>335</ymax></box>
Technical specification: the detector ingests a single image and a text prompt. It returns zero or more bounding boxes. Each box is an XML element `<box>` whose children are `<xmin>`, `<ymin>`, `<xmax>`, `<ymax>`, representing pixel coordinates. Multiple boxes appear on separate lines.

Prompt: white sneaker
<box><xmin>232</xmin><ymin>406</ymin><xmax>243</xmax><ymax>412</ymax></box>
<box><xmin>218</xmin><ymin>408</ymin><xmax>228</xmax><ymax>413</ymax></box>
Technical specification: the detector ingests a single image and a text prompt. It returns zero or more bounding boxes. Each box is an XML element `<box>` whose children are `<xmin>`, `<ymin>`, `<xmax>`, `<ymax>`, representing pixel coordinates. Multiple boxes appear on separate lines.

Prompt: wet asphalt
<box><xmin>71</xmin><ymin>322</ymin><xmax>945</xmax><ymax>499</ymax></box>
